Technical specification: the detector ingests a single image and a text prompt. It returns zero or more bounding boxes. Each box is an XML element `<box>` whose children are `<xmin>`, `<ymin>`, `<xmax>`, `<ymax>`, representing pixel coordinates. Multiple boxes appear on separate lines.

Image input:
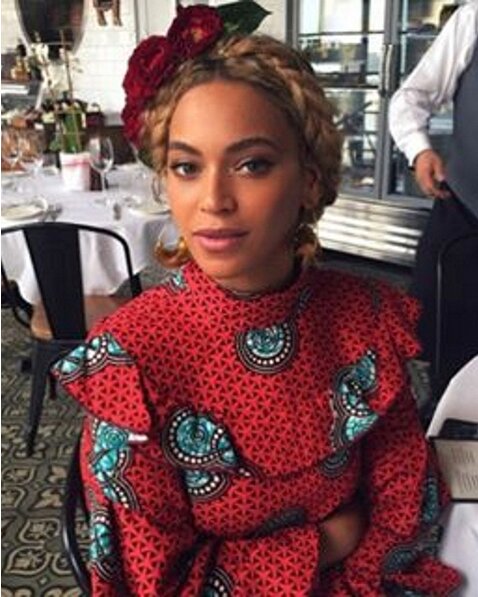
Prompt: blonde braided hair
<box><xmin>143</xmin><ymin>34</ymin><xmax>342</xmax><ymax>264</ymax></box>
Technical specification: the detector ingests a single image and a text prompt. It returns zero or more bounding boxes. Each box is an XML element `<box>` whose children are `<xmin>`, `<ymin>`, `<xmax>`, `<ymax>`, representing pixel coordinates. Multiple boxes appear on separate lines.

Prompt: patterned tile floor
<box><xmin>1</xmin><ymin>255</ymin><xmax>421</xmax><ymax>595</ymax></box>
<box><xmin>1</xmin><ymin>308</ymin><xmax>85</xmax><ymax>596</ymax></box>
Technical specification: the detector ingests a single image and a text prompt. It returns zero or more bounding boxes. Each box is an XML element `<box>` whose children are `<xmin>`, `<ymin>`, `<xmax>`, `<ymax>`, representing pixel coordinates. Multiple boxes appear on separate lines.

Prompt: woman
<box><xmin>53</xmin><ymin>4</ymin><xmax>460</xmax><ymax>595</ymax></box>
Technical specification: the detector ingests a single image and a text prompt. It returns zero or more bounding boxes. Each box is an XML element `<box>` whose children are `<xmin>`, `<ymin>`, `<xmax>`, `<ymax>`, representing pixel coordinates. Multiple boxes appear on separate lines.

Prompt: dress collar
<box><xmin>182</xmin><ymin>260</ymin><xmax>318</xmax><ymax>328</ymax></box>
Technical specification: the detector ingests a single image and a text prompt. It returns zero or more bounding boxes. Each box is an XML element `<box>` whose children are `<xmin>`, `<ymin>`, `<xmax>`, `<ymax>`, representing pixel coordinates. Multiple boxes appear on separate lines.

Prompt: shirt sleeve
<box><xmin>321</xmin><ymin>282</ymin><xmax>461</xmax><ymax>596</ymax></box>
<box><xmin>321</xmin><ymin>389</ymin><xmax>461</xmax><ymax>596</ymax></box>
<box><xmin>198</xmin><ymin>525</ymin><xmax>322</xmax><ymax>594</ymax></box>
<box><xmin>388</xmin><ymin>4</ymin><xmax>478</xmax><ymax>164</ymax></box>
<box><xmin>80</xmin><ymin>416</ymin><xmax>203</xmax><ymax>596</ymax></box>
<box><xmin>52</xmin><ymin>329</ymin><xmax>211</xmax><ymax>595</ymax></box>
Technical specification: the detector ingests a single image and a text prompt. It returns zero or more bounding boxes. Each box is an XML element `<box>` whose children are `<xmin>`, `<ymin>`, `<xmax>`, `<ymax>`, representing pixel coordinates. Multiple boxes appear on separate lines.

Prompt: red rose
<box><xmin>167</xmin><ymin>5</ymin><xmax>223</xmax><ymax>58</ymax></box>
<box><xmin>121</xmin><ymin>101</ymin><xmax>144</xmax><ymax>145</ymax></box>
<box><xmin>123</xmin><ymin>35</ymin><xmax>175</xmax><ymax>103</ymax></box>
<box><xmin>121</xmin><ymin>5</ymin><xmax>224</xmax><ymax>147</ymax></box>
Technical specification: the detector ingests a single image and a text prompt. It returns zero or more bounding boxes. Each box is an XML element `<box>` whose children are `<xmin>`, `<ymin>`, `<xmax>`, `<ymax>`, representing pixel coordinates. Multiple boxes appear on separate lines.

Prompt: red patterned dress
<box><xmin>53</xmin><ymin>261</ymin><xmax>461</xmax><ymax>596</ymax></box>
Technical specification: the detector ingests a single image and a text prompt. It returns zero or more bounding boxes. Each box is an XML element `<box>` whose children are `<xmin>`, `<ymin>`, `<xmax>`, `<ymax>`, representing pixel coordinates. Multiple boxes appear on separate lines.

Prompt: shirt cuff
<box><xmin>402</xmin><ymin>133</ymin><xmax>433</xmax><ymax>167</ymax></box>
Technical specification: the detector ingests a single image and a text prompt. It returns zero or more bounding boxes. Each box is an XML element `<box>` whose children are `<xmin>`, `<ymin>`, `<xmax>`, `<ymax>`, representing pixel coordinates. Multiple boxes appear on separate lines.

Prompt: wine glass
<box><xmin>18</xmin><ymin>129</ymin><xmax>46</xmax><ymax>200</ymax></box>
<box><xmin>88</xmin><ymin>136</ymin><xmax>114</xmax><ymax>205</ymax></box>
<box><xmin>151</xmin><ymin>175</ymin><xmax>171</xmax><ymax>213</ymax></box>
<box><xmin>2</xmin><ymin>129</ymin><xmax>21</xmax><ymax>170</ymax></box>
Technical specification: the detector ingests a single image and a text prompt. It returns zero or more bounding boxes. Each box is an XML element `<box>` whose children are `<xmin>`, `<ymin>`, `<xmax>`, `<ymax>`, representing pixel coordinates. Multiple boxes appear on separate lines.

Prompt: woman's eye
<box><xmin>237</xmin><ymin>158</ymin><xmax>273</xmax><ymax>175</ymax></box>
<box><xmin>169</xmin><ymin>162</ymin><xmax>199</xmax><ymax>177</ymax></box>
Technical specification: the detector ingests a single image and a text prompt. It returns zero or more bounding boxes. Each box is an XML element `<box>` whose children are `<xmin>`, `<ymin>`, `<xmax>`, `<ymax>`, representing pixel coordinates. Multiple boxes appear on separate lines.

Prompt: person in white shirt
<box><xmin>389</xmin><ymin>1</ymin><xmax>478</xmax><ymax>393</ymax></box>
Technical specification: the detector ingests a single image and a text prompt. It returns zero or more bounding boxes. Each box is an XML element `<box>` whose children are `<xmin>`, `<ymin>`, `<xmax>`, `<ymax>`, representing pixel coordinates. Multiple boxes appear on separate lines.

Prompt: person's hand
<box><xmin>318</xmin><ymin>499</ymin><xmax>367</xmax><ymax>570</ymax></box>
<box><xmin>413</xmin><ymin>149</ymin><xmax>451</xmax><ymax>199</ymax></box>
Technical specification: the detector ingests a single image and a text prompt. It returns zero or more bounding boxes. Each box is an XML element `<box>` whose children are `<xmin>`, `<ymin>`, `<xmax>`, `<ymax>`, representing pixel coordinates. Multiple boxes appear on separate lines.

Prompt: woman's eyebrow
<box><xmin>225</xmin><ymin>137</ymin><xmax>280</xmax><ymax>153</ymax></box>
<box><xmin>168</xmin><ymin>136</ymin><xmax>280</xmax><ymax>155</ymax></box>
<box><xmin>168</xmin><ymin>141</ymin><xmax>202</xmax><ymax>155</ymax></box>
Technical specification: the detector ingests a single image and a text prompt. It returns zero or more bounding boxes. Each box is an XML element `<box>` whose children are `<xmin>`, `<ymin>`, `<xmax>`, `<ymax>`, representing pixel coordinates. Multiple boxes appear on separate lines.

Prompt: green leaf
<box><xmin>217</xmin><ymin>1</ymin><xmax>271</xmax><ymax>35</ymax></box>
<box><xmin>61</xmin><ymin>108</ymin><xmax>84</xmax><ymax>153</ymax></box>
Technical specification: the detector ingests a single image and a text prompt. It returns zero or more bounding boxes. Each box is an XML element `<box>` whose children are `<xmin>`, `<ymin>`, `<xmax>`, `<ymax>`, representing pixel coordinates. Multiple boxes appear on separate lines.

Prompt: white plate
<box><xmin>1</xmin><ymin>201</ymin><xmax>47</xmax><ymax>221</ymax></box>
<box><xmin>41</xmin><ymin>165</ymin><xmax>59</xmax><ymax>176</ymax></box>
<box><xmin>2</xmin><ymin>170</ymin><xmax>28</xmax><ymax>179</ymax></box>
<box><xmin>116</xmin><ymin>163</ymin><xmax>140</xmax><ymax>172</ymax></box>
<box><xmin>128</xmin><ymin>202</ymin><xmax>170</xmax><ymax>216</ymax></box>
<box><xmin>2</xmin><ymin>179</ymin><xmax>14</xmax><ymax>190</ymax></box>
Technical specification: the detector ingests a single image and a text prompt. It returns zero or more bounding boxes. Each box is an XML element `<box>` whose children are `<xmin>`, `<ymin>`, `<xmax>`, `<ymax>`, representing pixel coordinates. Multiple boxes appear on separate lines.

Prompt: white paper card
<box><xmin>433</xmin><ymin>438</ymin><xmax>478</xmax><ymax>501</ymax></box>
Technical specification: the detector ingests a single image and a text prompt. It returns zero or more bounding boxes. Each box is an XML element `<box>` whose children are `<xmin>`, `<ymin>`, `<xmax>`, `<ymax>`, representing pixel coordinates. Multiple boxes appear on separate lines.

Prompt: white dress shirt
<box><xmin>389</xmin><ymin>1</ymin><xmax>478</xmax><ymax>165</ymax></box>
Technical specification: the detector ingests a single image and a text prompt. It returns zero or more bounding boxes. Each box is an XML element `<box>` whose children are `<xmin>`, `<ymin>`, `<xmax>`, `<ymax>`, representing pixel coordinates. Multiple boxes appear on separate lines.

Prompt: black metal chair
<box><xmin>62</xmin><ymin>434</ymin><xmax>92</xmax><ymax>595</ymax></box>
<box><xmin>1</xmin><ymin>222</ymin><xmax>142</xmax><ymax>455</ymax></box>
<box><xmin>434</xmin><ymin>231</ymin><xmax>478</xmax><ymax>398</ymax></box>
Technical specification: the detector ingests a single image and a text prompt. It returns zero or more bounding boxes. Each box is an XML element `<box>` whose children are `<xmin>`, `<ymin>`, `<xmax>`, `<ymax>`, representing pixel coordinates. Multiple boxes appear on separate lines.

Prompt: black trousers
<box><xmin>411</xmin><ymin>195</ymin><xmax>478</xmax><ymax>389</ymax></box>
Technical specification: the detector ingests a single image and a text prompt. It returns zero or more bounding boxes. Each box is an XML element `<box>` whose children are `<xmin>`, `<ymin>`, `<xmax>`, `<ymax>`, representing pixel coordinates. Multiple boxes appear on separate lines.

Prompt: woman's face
<box><xmin>165</xmin><ymin>80</ymin><xmax>316</xmax><ymax>293</ymax></box>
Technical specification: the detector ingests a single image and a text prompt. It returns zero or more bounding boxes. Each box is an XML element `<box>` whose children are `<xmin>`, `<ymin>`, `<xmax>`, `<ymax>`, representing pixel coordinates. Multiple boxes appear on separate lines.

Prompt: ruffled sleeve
<box><xmin>51</xmin><ymin>326</ymin><xmax>152</xmax><ymax>433</ymax></box>
<box><xmin>52</xmin><ymin>326</ymin><xmax>213</xmax><ymax>595</ymax></box>
<box><xmin>321</xmin><ymin>281</ymin><xmax>461</xmax><ymax>596</ymax></box>
<box><xmin>366</xmin><ymin>279</ymin><xmax>421</xmax><ymax>416</ymax></box>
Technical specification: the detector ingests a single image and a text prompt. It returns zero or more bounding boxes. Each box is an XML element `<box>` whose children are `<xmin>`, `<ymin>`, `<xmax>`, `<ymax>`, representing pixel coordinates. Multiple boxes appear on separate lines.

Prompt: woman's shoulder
<box><xmin>311</xmin><ymin>267</ymin><xmax>376</xmax><ymax>316</ymax></box>
<box><xmin>101</xmin><ymin>269</ymin><xmax>189</xmax><ymax>334</ymax></box>
<box><xmin>312</xmin><ymin>266</ymin><xmax>415</xmax><ymax>316</ymax></box>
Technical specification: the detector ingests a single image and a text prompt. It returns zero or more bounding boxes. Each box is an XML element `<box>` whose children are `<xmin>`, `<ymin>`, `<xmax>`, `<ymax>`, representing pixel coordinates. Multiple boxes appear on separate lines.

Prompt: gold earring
<box><xmin>154</xmin><ymin>236</ymin><xmax>190</xmax><ymax>268</ymax></box>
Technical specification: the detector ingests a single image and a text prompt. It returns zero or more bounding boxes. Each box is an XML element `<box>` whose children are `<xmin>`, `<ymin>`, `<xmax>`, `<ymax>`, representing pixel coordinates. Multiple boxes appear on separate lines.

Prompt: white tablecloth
<box><xmin>1</xmin><ymin>167</ymin><xmax>170</xmax><ymax>303</ymax></box>
<box><xmin>427</xmin><ymin>356</ymin><xmax>478</xmax><ymax>596</ymax></box>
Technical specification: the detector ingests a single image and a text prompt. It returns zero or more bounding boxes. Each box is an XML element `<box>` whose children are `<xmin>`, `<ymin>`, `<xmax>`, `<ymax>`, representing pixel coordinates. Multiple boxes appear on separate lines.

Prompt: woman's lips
<box><xmin>193</xmin><ymin>228</ymin><xmax>248</xmax><ymax>252</ymax></box>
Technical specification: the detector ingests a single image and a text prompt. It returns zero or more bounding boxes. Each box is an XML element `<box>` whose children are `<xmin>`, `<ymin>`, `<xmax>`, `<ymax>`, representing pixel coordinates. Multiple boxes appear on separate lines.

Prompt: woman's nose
<box><xmin>199</xmin><ymin>167</ymin><xmax>236</xmax><ymax>213</ymax></box>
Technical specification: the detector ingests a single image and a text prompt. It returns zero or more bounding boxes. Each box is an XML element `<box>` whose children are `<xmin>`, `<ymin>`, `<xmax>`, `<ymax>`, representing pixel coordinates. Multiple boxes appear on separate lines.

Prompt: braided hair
<box><xmin>144</xmin><ymin>35</ymin><xmax>342</xmax><ymax>268</ymax></box>
<box><xmin>144</xmin><ymin>34</ymin><xmax>342</xmax><ymax>223</ymax></box>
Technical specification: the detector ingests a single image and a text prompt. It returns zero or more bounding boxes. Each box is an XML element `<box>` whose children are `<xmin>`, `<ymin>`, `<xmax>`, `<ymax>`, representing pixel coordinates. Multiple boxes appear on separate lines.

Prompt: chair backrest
<box><xmin>434</xmin><ymin>231</ymin><xmax>478</xmax><ymax>396</ymax></box>
<box><xmin>1</xmin><ymin>222</ymin><xmax>142</xmax><ymax>340</ymax></box>
<box><xmin>1</xmin><ymin>265</ymin><xmax>32</xmax><ymax>329</ymax></box>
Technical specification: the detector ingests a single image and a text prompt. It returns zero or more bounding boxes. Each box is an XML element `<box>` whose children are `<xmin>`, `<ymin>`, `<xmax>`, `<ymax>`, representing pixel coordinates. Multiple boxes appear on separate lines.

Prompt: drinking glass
<box><xmin>18</xmin><ymin>129</ymin><xmax>46</xmax><ymax>199</ymax></box>
<box><xmin>151</xmin><ymin>175</ymin><xmax>171</xmax><ymax>213</ymax></box>
<box><xmin>2</xmin><ymin>127</ymin><xmax>20</xmax><ymax>191</ymax></box>
<box><xmin>2</xmin><ymin>129</ymin><xmax>21</xmax><ymax>170</ymax></box>
<box><xmin>88</xmin><ymin>136</ymin><xmax>114</xmax><ymax>205</ymax></box>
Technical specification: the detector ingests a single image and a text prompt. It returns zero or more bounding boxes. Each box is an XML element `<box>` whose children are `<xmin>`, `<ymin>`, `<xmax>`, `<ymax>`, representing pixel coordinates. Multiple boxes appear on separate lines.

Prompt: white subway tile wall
<box><xmin>2</xmin><ymin>0</ymin><xmax>287</xmax><ymax>117</ymax></box>
<box><xmin>1</xmin><ymin>0</ymin><xmax>137</xmax><ymax>115</ymax></box>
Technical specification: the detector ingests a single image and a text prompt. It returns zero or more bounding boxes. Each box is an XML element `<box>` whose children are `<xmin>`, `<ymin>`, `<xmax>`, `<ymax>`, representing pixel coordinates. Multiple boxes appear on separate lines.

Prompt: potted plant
<box><xmin>29</xmin><ymin>33</ymin><xmax>91</xmax><ymax>190</ymax></box>
<box><xmin>50</xmin><ymin>98</ymin><xmax>90</xmax><ymax>191</ymax></box>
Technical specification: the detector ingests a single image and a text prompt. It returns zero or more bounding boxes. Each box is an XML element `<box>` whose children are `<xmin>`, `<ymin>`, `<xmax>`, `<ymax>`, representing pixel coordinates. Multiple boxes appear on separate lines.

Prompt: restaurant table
<box><xmin>427</xmin><ymin>356</ymin><xmax>478</xmax><ymax>597</ymax></box>
<box><xmin>1</xmin><ymin>166</ymin><xmax>170</xmax><ymax>304</ymax></box>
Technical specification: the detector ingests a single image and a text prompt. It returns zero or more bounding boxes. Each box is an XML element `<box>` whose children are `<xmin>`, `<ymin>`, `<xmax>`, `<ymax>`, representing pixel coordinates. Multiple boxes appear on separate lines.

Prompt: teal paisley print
<box><xmin>162</xmin><ymin>407</ymin><xmax>251</xmax><ymax>501</ymax></box>
<box><xmin>319</xmin><ymin>448</ymin><xmax>352</xmax><ymax>477</ymax></box>
<box><xmin>52</xmin><ymin>332</ymin><xmax>133</xmax><ymax>384</ymax></box>
<box><xmin>237</xmin><ymin>322</ymin><xmax>297</xmax><ymax>374</ymax></box>
<box><xmin>383</xmin><ymin>586</ymin><xmax>427</xmax><ymax>597</ymax></box>
<box><xmin>203</xmin><ymin>567</ymin><xmax>234</xmax><ymax>596</ymax></box>
<box><xmin>89</xmin><ymin>506</ymin><xmax>119</xmax><ymax>582</ymax></box>
<box><xmin>90</xmin><ymin>419</ymin><xmax>139</xmax><ymax>509</ymax></box>
<box><xmin>382</xmin><ymin>524</ymin><xmax>442</xmax><ymax>575</ymax></box>
<box><xmin>421</xmin><ymin>473</ymin><xmax>441</xmax><ymax>525</ymax></box>
<box><xmin>162</xmin><ymin>268</ymin><xmax>187</xmax><ymax>294</ymax></box>
<box><xmin>383</xmin><ymin>474</ymin><xmax>443</xmax><ymax>577</ymax></box>
<box><xmin>330</xmin><ymin>349</ymin><xmax>379</xmax><ymax>450</ymax></box>
<box><xmin>235</xmin><ymin>287</ymin><xmax>313</xmax><ymax>374</ymax></box>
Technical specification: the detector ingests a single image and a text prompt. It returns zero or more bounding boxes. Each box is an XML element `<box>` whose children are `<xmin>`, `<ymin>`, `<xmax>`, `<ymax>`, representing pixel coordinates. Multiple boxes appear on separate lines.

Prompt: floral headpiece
<box><xmin>122</xmin><ymin>1</ymin><xmax>269</xmax><ymax>146</ymax></box>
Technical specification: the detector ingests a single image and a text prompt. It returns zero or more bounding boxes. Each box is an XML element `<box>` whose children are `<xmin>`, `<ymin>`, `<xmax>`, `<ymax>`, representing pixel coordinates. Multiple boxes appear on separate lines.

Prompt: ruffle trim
<box><xmin>52</xmin><ymin>329</ymin><xmax>152</xmax><ymax>434</ymax></box>
<box><xmin>322</xmin><ymin>280</ymin><xmax>421</xmax><ymax>461</ymax></box>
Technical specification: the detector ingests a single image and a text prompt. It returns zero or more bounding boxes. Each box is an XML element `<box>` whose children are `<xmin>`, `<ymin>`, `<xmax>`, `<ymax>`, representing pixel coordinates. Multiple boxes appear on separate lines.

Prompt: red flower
<box><xmin>121</xmin><ymin>5</ymin><xmax>224</xmax><ymax>147</ymax></box>
<box><xmin>123</xmin><ymin>35</ymin><xmax>175</xmax><ymax>104</ymax></box>
<box><xmin>121</xmin><ymin>101</ymin><xmax>145</xmax><ymax>145</ymax></box>
<box><xmin>167</xmin><ymin>5</ymin><xmax>223</xmax><ymax>58</ymax></box>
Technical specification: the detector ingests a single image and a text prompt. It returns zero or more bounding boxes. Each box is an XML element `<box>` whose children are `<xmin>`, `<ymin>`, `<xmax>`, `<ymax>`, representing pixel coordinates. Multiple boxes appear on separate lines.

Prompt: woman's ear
<box><xmin>301</xmin><ymin>166</ymin><xmax>322</xmax><ymax>210</ymax></box>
